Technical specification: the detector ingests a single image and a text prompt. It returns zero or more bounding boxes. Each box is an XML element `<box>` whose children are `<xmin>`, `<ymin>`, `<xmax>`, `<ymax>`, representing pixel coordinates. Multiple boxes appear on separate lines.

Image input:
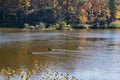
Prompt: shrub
<box><xmin>96</xmin><ymin>22</ymin><xmax>100</xmax><ymax>29</ymax></box>
<box><xmin>39</xmin><ymin>22</ymin><xmax>46</xmax><ymax>28</ymax></box>
<box><xmin>35</xmin><ymin>25</ymin><xmax>40</xmax><ymax>30</ymax></box>
<box><xmin>59</xmin><ymin>21</ymin><xmax>72</xmax><ymax>30</ymax></box>
<box><xmin>104</xmin><ymin>23</ymin><xmax>108</xmax><ymax>29</ymax></box>
<box><xmin>29</xmin><ymin>25</ymin><xmax>35</xmax><ymax>29</ymax></box>
<box><xmin>24</xmin><ymin>23</ymin><xmax>29</xmax><ymax>29</ymax></box>
<box><xmin>109</xmin><ymin>21</ymin><xmax>120</xmax><ymax>29</ymax></box>
<box><xmin>48</xmin><ymin>25</ymin><xmax>56</xmax><ymax>30</ymax></box>
<box><xmin>91</xmin><ymin>22</ymin><xmax>100</xmax><ymax>29</ymax></box>
<box><xmin>54</xmin><ymin>23</ymin><xmax>60</xmax><ymax>29</ymax></box>
<box><xmin>48</xmin><ymin>21</ymin><xmax>72</xmax><ymax>30</ymax></box>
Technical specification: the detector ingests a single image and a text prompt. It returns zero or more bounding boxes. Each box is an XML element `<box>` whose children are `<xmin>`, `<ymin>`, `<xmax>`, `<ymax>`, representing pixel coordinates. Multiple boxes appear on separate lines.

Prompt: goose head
<box><xmin>48</xmin><ymin>47</ymin><xmax>52</xmax><ymax>51</ymax></box>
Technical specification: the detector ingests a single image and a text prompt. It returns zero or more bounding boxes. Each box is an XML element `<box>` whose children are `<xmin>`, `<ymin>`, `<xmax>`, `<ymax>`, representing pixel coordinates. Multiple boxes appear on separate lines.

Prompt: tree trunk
<box><xmin>16</xmin><ymin>13</ymin><xmax>18</xmax><ymax>23</ymax></box>
<box><xmin>2</xmin><ymin>0</ymin><xmax>6</xmax><ymax>21</ymax></box>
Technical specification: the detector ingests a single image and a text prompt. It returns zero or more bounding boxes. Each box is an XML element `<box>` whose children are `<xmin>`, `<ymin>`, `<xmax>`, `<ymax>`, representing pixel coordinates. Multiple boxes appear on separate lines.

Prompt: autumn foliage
<box><xmin>0</xmin><ymin>0</ymin><xmax>120</xmax><ymax>28</ymax></box>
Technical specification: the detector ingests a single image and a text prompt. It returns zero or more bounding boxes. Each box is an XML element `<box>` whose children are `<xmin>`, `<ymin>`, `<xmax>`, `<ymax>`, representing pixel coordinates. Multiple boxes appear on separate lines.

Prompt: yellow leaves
<box><xmin>0</xmin><ymin>65</ymin><xmax>80</xmax><ymax>80</ymax></box>
<box><xmin>79</xmin><ymin>15</ymin><xmax>88</xmax><ymax>23</ymax></box>
<box><xmin>12</xmin><ymin>70</ymin><xmax>15</xmax><ymax>74</ymax></box>
<box><xmin>72</xmin><ymin>76</ymin><xmax>76</xmax><ymax>80</ymax></box>
<box><xmin>115</xmin><ymin>6</ymin><xmax>120</xmax><ymax>20</ymax></box>
<box><xmin>1</xmin><ymin>67</ymin><xmax>16</xmax><ymax>76</ymax></box>
<box><xmin>116</xmin><ymin>11</ymin><xmax>120</xmax><ymax>19</ymax></box>
<box><xmin>32</xmin><ymin>69</ymin><xmax>35</xmax><ymax>73</ymax></box>
<box><xmin>1</xmin><ymin>68</ymin><xmax>5</xmax><ymax>74</ymax></box>
<box><xmin>25</xmin><ymin>0</ymin><xmax>31</xmax><ymax>7</ymax></box>
<box><xmin>106</xmin><ymin>9</ymin><xmax>110</xmax><ymax>18</ymax></box>
<box><xmin>53</xmin><ymin>0</ymin><xmax>58</xmax><ymax>8</ymax></box>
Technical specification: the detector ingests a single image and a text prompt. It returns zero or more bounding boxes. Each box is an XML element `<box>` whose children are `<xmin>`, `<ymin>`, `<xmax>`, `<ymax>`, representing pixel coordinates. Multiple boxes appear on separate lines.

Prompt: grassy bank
<box><xmin>1</xmin><ymin>21</ymin><xmax>120</xmax><ymax>31</ymax></box>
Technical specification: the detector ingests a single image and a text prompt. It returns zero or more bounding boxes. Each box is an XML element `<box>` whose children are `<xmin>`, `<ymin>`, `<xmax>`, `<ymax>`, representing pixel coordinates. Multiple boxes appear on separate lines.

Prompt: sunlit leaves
<box><xmin>0</xmin><ymin>64</ymin><xmax>78</xmax><ymax>80</ymax></box>
<box><xmin>79</xmin><ymin>15</ymin><xmax>88</xmax><ymax>23</ymax></box>
<box><xmin>25</xmin><ymin>0</ymin><xmax>31</xmax><ymax>7</ymax></box>
<box><xmin>115</xmin><ymin>6</ymin><xmax>120</xmax><ymax>19</ymax></box>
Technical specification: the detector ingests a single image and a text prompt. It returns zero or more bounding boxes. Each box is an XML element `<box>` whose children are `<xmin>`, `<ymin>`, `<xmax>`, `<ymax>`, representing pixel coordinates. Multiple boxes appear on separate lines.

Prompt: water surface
<box><xmin>0</xmin><ymin>29</ymin><xmax>120</xmax><ymax>80</ymax></box>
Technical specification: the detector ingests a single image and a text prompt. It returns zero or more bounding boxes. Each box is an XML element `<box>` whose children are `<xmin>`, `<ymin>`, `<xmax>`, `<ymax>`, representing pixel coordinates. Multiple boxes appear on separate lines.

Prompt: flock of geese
<box><xmin>28</xmin><ymin>45</ymin><xmax>83</xmax><ymax>55</ymax></box>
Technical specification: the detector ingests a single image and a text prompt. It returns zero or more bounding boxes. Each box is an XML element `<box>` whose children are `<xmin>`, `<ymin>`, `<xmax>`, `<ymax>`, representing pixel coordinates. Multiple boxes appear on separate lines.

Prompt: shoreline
<box><xmin>1</xmin><ymin>21</ymin><xmax>120</xmax><ymax>30</ymax></box>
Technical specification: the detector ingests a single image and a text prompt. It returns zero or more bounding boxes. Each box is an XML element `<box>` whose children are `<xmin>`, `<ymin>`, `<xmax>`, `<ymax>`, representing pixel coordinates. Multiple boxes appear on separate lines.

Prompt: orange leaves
<box><xmin>79</xmin><ymin>15</ymin><xmax>88</xmax><ymax>23</ymax></box>
<box><xmin>80</xmin><ymin>9</ymin><xmax>86</xmax><ymax>14</ymax></box>
<box><xmin>79</xmin><ymin>8</ymin><xmax>88</xmax><ymax>23</ymax></box>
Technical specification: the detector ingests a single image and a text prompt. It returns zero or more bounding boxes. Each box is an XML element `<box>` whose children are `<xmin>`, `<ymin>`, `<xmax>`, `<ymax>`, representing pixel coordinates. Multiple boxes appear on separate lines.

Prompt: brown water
<box><xmin>0</xmin><ymin>29</ymin><xmax>120</xmax><ymax>80</ymax></box>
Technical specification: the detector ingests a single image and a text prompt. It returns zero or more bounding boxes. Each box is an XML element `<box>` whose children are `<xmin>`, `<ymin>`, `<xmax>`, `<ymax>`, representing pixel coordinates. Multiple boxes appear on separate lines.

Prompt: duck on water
<box><xmin>75</xmin><ymin>45</ymin><xmax>84</xmax><ymax>49</ymax></box>
<box><xmin>48</xmin><ymin>47</ymin><xmax>53</xmax><ymax>51</ymax></box>
<box><xmin>48</xmin><ymin>47</ymin><xmax>63</xmax><ymax>51</ymax></box>
<box><xmin>28</xmin><ymin>45</ymin><xmax>81</xmax><ymax>55</ymax></box>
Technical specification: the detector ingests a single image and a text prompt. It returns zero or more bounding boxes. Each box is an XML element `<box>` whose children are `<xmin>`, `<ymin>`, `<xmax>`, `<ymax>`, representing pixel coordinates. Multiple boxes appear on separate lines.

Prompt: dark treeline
<box><xmin>0</xmin><ymin>0</ymin><xmax>120</xmax><ymax>28</ymax></box>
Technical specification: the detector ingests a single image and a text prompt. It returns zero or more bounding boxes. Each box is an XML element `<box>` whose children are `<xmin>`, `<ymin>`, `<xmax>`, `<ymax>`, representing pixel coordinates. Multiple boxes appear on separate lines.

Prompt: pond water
<box><xmin>0</xmin><ymin>29</ymin><xmax>120</xmax><ymax>80</ymax></box>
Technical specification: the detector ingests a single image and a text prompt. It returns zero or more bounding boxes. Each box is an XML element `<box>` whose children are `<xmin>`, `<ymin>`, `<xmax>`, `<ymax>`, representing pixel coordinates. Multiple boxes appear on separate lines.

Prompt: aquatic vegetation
<box><xmin>0</xmin><ymin>64</ymin><xmax>78</xmax><ymax>80</ymax></box>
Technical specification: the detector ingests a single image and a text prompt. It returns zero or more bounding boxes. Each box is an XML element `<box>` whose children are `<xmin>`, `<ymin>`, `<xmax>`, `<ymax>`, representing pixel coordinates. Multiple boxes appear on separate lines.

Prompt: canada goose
<box><xmin>75</xmin><ymin>45</ymin><xmax>83</xmax><ymax>49</ymax></box>
<box><xmin>48</xmin><ymin>47</ymin><xmax>53</xmax><ymax>51</ymax></box>
<box><xmin>28</xmin><ymin>50</ymin><xmax>32</xmax><ymax>55</ymax></box>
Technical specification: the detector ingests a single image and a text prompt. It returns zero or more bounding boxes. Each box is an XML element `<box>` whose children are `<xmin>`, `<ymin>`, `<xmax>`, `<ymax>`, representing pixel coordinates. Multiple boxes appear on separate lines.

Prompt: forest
<box><xmin>0</xmin><ymin>0</ymin><xmax>120</xmax><ymax>29</ymax></box>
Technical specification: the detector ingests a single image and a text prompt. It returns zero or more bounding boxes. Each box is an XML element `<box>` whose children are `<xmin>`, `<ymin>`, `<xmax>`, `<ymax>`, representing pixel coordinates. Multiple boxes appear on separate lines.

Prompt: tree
<box><xmin>79</xmin><ymin>9</ymin><xmax>88</xmax><ymax>24</ymax></box>
<box><xmin>109</xmin><ymin>0</ymin><xmax>116</xmax><ymax>21</ymax></box>
<box><xmin>79</xmin><ymin>15</ymin><xmax>88</xmax><ymax>23</ymax></box>
<box><xmin>116</xmin><ymin>6</ymin><xmax>120</xmax><ymax>19</ymax></box>
<box><xmin>1</xmin><ymin>0</ymin><xmax>6</xmax><ymax>21</ymax></box>
<box><xmin>26</xmin><ymin>0</ymin><xmax>31</xmax><ymax>7</ymax></box>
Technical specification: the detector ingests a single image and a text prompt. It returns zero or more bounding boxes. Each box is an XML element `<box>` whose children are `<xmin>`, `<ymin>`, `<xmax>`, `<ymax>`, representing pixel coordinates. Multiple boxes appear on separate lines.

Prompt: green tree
<box><xmin>1</xmin><ymin>0</ymin><xmax>6</xmax><ymax>21</ymax></box>
<box><xmin>109</xmin><ymin>0</ymin><xmax>116</xmax><ymax>21</ymax></box>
